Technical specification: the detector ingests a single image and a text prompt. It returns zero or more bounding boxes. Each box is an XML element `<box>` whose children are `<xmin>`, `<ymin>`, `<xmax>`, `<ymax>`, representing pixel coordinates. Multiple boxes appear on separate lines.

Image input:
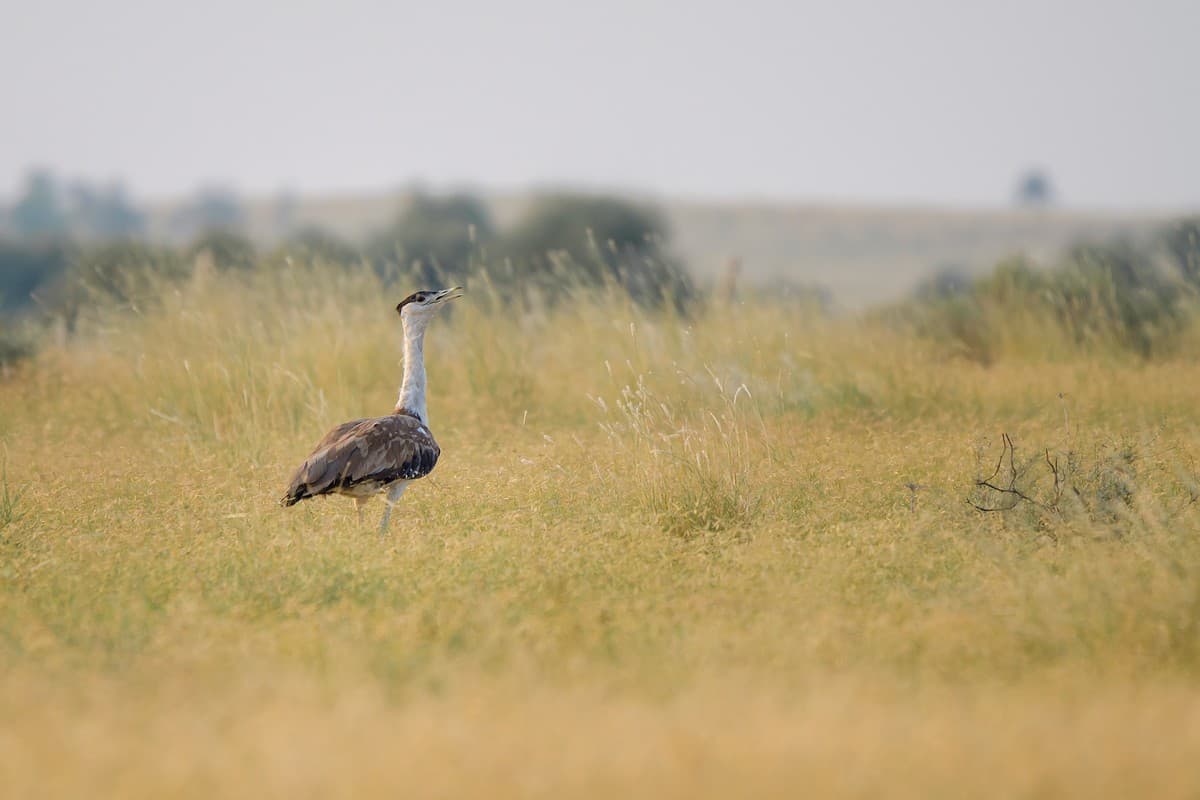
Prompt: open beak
<box><xmin>437</xmin><ymin>286</ymin><xmax>465</xmax><ymax>303</ymax></box>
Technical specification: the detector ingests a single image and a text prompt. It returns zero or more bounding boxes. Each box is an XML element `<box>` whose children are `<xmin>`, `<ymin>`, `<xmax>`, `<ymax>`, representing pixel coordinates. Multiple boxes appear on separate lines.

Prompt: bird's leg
<box><xmin>355</xmin><ymin>497</ymin><xmax>368</xmax><ymax>525</ymax></box>
<box><xmin>378</xmin><ymin>482</ymin><xmax>409</xmax><ymax>535</ymax></box>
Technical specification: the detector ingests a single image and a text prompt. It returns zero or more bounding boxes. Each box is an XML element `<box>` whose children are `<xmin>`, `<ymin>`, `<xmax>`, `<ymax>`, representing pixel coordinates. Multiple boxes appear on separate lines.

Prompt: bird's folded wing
<box><xmin>281</xmin><ymin>415</ymin><xmax>440</xmax><ymax>504</ymax></box>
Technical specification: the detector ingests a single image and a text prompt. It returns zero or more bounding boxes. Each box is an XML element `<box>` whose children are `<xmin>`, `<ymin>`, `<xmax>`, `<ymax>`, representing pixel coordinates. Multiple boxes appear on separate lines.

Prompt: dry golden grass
<box><xmin>2</xmin><ymin>265</ymin><xmax>1200</xmax><ymax>797</ymax></box>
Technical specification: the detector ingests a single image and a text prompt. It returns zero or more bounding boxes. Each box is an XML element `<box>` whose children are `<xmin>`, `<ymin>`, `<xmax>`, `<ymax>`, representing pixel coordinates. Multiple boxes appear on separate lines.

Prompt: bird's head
<box><xmin>396</xmin><ymin>287</ymin><xmax>464</xmax><ymax>322</ymax></box>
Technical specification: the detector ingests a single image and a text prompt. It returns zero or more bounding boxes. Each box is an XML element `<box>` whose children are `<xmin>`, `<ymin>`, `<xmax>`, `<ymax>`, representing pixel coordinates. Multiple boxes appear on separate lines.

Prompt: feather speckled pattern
<box><xmin>280</xmin><ymin>412</ymin><xmax>440</xmax><ymax>506</ymax></box>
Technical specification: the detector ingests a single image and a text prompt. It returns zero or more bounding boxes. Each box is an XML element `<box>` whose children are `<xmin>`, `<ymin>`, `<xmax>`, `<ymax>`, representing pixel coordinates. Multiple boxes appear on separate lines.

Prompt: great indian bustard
<box><xmin>280</xmin><ymin>287</ymin><xmax>463</xmax><ymax>532</ymax></box>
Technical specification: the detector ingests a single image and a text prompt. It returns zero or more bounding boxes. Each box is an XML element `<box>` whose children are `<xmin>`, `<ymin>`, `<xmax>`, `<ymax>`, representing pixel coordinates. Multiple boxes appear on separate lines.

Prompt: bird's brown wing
<box><xmin>280</xmin><ymin>414</ymin><xmax>440</xmax><ymax>506</ymax></box>
<box><xmin>312</xmin><ymin>418</ymin><xmax>369</xmax><ymax>451</ymax></box>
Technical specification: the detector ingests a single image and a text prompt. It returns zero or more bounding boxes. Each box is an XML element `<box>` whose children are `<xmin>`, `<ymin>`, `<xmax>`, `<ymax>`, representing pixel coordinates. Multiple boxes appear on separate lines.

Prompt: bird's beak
<box><xmin>438</xmin><ymin>286</ymin><xmax>465</xmax><ymax>303</ymax></box>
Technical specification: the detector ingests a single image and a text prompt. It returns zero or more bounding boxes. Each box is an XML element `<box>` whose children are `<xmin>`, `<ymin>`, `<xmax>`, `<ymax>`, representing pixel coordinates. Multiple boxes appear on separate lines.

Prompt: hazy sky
<box><xmin>3</xmin><ymin>0</ymin><xmax>1197</xmax><ymax>209</ymax></box>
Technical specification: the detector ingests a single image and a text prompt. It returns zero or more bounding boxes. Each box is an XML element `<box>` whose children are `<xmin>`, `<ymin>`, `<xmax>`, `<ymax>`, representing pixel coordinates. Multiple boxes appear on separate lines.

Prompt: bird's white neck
<box><xmin>395</xmin><ymin>315</ymin><xmax>430</xmax><ymax>424</ymax></box>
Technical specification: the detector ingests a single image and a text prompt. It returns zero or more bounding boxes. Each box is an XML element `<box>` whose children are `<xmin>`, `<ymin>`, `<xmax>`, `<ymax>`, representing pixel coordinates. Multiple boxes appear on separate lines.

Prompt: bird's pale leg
<box><xmin>355</xmin><ymin>497</ymin><xmax>368</xmax><ymax>525</ymax></box>
<box><xmin>378</xmin><ymin>482</ymin><xmax>409</xmax><ymax>534</ymax></box>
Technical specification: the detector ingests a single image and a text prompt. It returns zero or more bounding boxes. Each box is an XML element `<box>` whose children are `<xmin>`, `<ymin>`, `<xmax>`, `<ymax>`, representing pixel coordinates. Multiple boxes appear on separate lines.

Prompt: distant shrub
<box><xmin>9</xmin><ymin>169</ymin><xmax>69</xmax><ymax>238</ymax></box>
<box><xmin>0</xmin><ymin>238</ymin><xmax>76</xmax><ymax>368</ymax></box>
<box><xmin>279</xmin><ymin>226</ymin><xmax>361</xmax><ymax>266</ymax></box>
<box><xmin>0</xmin><ymin>238</ymin><xmax>75</xmax><ymax>313</ymax></box>
<box><xmin>6</xmin><ymin>170</ymin><xmax>149</xmax><ymax>242</ymax></box>
<box><xmin>168</xmin><ymin>187</ymin><xmax>246</xmax><ymax>241</ymax></box>
<box><xmin>367</xmin><ymin>193</ymin><xmax>493</xmax><ymax>284</ymax></box>
<box><xmin>0</xmin><ymin>318</ymin><xmax>36</xmax><ymax>369</ymax></box>
<box><xmin>973</xmin><ymin>257</ymin><xmax>1051</xmax><ymax>304</ymax></box>
<box><xmin>1161</xmin><ymin>217</ymin><xmax>1200</xmax><ymax>288</ymax></box>
<box><xmin>187</xmin><ymin>229</ymin><xmax>257</xmax><ymax>271</ymax></box>
<box><xmin>906</xmin><ymin>293</ymin><xmax>996</xmax><ymax>364</ymax></box>
<box><xmin>498</xmin><ymin>194</ymin><xmax>694</xmax><ymax>310</ymax></box>
<box><xmin>894</xmin><ymin>236</ymin><xmax>1193</xmax><ymax>362</ymax></box>
<box><xmin>1049</xmin><ymin>242</ymin><xmax>1186</xmax><ymax>357</ymax></box>
<box><xmin>44</xmin><ymin>240</ymin><xmax>190</xmax><ymax>327</ymax></box>
<box><xmin>66</xmin><ymin>181</ymin><xmax>146</xmax><ymax>239</ymax></box>
<box><xmin>912</xmin><ymin>265</ymin><xmax>973</xmax><ymax>302</ymax></box>
<box><xmin>1014</xmin><ymin>168</ymin><xmax>1055</xmax><ymax>208</ymax></box>
<box><xmin>881</xmin><ymin>259</ymin><xmax>1028</xmax><ymax>364</ymax></box>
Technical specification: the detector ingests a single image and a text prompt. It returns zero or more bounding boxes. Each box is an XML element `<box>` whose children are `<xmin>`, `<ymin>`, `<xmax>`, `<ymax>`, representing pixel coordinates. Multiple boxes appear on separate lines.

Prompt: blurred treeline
<box><xmin>895</xmin><ymin>218</ymin><xmax>1200</xmax><ymax>363</ymax></box>
<box><xmin>0</xmin><ymin>171</ymin><xmax>702</xmax><ymax>365</ymax></box>
<box><xmin>1</xmin><ymin>168</ymin><xmax>1199</xmax><ymax>370</ymax></box>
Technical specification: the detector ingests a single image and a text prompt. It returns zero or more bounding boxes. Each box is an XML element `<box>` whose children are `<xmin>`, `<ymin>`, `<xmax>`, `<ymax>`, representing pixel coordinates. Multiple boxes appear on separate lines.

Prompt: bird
<box><xmin>280</xmin><ymin>287</ymin><xmax>464</xmax><ymax>532</ymax></box>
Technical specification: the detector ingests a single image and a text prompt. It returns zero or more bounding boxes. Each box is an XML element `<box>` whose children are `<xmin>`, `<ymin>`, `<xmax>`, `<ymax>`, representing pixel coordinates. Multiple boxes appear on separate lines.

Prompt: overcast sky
<box><xmin>3</xmin><ymin>0</ymin><xmax>1197</xmax><ymax>209</ymax></box>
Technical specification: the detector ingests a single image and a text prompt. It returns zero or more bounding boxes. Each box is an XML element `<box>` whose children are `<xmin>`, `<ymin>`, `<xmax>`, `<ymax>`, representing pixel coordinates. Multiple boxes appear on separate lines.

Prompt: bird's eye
<box><xmin>415</xmin><ymin>293</ymin><xmax>427</xmax><ymax>303</ymax></box>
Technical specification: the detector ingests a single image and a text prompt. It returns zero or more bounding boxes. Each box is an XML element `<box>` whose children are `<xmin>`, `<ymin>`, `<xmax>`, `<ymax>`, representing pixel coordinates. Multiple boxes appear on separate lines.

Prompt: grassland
<box><xmin>3</xmin><ymin>266</ymin><xmax>1200</xmax><ymax>798</ymax></box>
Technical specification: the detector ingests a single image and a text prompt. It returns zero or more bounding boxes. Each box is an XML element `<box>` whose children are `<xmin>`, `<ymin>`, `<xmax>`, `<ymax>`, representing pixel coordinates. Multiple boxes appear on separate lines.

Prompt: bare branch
<box><xmin>970</xmin><ymin>433</ymin><xmax>1055</xmax><ymax>514</ymax></box>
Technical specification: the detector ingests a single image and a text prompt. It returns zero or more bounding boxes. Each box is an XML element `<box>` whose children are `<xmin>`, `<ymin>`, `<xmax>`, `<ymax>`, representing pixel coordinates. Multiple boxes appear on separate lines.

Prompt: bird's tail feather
<box><xmin>280</xmin><ymin>485</ymin><xmax>307</xmax><ymax>507</ymax></box>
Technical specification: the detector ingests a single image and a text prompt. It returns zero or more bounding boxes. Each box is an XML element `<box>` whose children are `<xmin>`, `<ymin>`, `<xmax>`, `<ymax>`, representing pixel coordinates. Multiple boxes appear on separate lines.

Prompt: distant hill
<box><xmin>146</xmin><ymin>192</ymin><xmax>1172</xmax><ymax>308</ymax></box>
